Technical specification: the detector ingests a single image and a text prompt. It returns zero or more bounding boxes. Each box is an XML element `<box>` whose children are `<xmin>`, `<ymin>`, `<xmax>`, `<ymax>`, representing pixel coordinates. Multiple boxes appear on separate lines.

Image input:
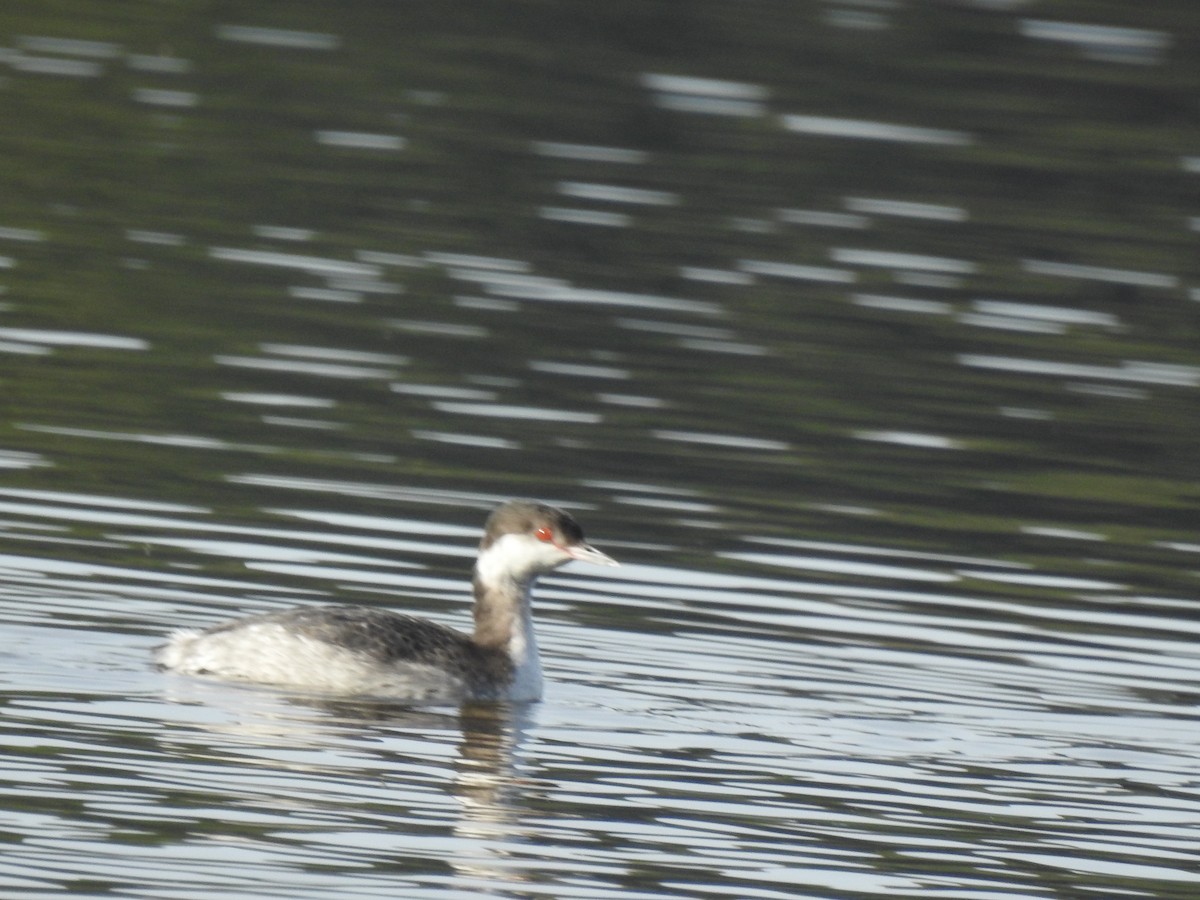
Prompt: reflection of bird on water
<box><xmin>155</xmin><ymin>500</ymin><xmax>617</xmax><ymax>702</ymax></box>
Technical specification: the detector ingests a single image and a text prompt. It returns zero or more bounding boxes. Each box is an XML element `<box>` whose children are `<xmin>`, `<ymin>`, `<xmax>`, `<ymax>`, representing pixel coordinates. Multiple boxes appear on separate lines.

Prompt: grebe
<box><xmin>155</xmin><ymin>500</ymin><xmax>617</xmax><ymax>701</ymax></box>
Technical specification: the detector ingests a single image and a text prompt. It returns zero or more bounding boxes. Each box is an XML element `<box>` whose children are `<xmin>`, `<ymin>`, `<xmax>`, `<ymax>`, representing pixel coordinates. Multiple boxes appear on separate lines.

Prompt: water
<box><xmin>2</xmin><ymin>1</ymin><xmax>1200</xmax><ymax>897</ymax></box>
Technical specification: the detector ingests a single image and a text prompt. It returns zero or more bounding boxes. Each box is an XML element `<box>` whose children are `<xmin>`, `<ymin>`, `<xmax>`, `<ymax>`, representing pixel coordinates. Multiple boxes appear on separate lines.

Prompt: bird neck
<box><xmin>470</xmin><ymin>532</ymin><xmax>550</xmax><ymax>650</ymax></box>
<box><xmin>470</xmin><ymin>567</ymin><xmax>536</xmax><ymax>650</ymax></box>
<box><xmin>470</xmin><ymin>535</ymin><xmax>550</xmax><ymax>708</ymax></box>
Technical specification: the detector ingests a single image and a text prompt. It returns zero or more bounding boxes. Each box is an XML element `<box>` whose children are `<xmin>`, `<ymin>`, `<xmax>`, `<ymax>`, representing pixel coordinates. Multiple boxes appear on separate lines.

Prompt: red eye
<box><xmin>535</xmin><ymin>526</ymin><xmax>554</xmax><ymax>543</ymax></box>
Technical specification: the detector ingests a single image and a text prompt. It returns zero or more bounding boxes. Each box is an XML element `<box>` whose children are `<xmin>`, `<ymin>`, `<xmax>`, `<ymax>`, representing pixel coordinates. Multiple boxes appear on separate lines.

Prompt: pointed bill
<box><xmin>566</xmin><ymin>542</ymin><xmax>619</xmax><ymax>566</ymax></box>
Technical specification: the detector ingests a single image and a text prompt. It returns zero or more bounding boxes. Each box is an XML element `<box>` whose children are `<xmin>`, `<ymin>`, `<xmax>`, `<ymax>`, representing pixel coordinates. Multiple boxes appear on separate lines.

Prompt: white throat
<box><xmin>505</xmin><ymin>595</ymin><xmax>543</xmax><ymax>701</ymax></box>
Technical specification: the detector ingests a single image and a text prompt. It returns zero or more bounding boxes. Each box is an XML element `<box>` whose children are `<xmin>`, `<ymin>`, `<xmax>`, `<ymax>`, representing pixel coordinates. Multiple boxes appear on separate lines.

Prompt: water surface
<box><xmin>2</xmin><ymin>1</ymin><xmax>1200</xmax><ymax>897</ymax></box>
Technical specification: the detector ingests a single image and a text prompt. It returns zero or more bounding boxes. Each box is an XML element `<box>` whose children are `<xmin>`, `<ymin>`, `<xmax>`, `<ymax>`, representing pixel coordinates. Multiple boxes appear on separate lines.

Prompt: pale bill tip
<box><xmin>569</xmin><ymin>543</ymin><xmax>619</xmax><ymax>566</ymax></box>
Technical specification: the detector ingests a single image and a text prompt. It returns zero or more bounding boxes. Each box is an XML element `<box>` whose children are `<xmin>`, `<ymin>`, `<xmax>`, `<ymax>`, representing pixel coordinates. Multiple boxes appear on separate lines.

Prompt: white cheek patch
<box><xmin>475</xmin><ymin>533</ymin><xmax>567</xmax><ymax>584</ymax></box>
